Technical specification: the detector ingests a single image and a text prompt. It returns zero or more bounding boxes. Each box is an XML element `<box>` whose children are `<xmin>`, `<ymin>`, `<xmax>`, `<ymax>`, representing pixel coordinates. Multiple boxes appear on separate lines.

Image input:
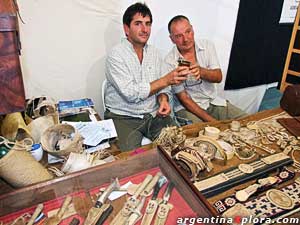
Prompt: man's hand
<box><xmin>188</xmin><ymin>65</ymin><xmax>222</xmax><ymax>83</ymax></box>
<box><xmin>157</xmin><ymin>100</ymin><xmax>171</xmax><ymax>117</ymax></box>
<box><xmin>157</xmin><ymin>94</ymin><xmax>171</xmax><ymax>117</ymax></box>
<box><xmin>164</xmin><ymin>66</ymin><xmax>190</xmax><ymax>85</ymax></box>
<box><xmin>189</xmin><ymin>64</ymin><xmax>201</xmax><ymax>80</ymax></box>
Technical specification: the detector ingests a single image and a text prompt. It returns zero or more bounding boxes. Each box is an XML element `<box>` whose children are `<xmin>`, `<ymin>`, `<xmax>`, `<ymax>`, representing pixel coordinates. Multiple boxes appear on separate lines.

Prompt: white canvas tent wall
<box><xmin>18</xmin><ymin>0</ymin><xmax>275</xmax><ymax>118</ymax></box>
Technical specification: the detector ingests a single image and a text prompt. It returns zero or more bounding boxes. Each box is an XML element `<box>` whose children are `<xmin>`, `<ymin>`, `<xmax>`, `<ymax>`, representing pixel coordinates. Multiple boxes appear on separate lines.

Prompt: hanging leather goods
<box><xmin>0</xmin><ymin>0</ymin><xmax>26</xmax><ymax>115</ymax></box>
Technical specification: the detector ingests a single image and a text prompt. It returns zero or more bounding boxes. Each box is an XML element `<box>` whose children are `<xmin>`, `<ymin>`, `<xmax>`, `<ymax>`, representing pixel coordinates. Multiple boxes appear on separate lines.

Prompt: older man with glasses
<box><xmin>165</xmin><ymin>15</ymin><xmax>247</xmax><ymax>125</ymax></box>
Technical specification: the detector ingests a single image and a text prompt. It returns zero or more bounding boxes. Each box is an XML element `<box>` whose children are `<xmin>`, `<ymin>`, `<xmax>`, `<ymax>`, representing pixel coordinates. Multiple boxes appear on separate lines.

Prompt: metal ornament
<box><xmin>238</xmin><ymin>164</ymin><xmax>254</xmax><ymax>174</ymax></box>
<box><xmin>204</xmin><ymin>126</ymin><xmax>221</xmax><ymax>139</ymax></box>
<box><xmin>235</xmin><ymin>177</ymin><xmax>277</xmax><ymax>202</ymax></box>
<box><xmin>235</xmin><ymin>146</ymin><xmax>256</xmax><ymax>160</ymax></box>
<box><xmin>230</xmin><ymin>120</ymin><xmax>241</xmax><ymax>132</ymax></box>
<box><xmin>266</xmin><ymin>189</ymin><xmax>295</xmax><ymax>210</ymax></box>
<box><xmin>236</xmin><ymin>184</ymin><xmax>260</xmax><ymax>202</ymax></box>
<box><xmin>244</xmin><ymin>182</ymin><xmax>300</xmax><ymax>218</ymax></box>
<box><xmin>222</xmin><ymin>203</ymin><xmax>252</xmax><ymax>221</ymax></box>
<box><xmin>195</xmin><ymin>153</ymin><xmax>293</xmax><ymax>197</ymax></box>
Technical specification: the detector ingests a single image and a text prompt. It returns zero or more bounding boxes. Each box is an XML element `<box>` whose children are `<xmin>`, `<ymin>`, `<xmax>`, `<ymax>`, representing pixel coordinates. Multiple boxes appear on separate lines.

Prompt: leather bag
<box><xmin>280</xmin><ymin>84</ymin><xmax>300</xmax><ymax>116</ymax></box>
<box><xmin>0</xmin><ymin>0</ymin><xmax>25</xmax><ymax>115</ymax></box>
<box><xmin>277</xmin><ymin>117</ymin><xmax>300</xmax><ymax>139</ymax></box>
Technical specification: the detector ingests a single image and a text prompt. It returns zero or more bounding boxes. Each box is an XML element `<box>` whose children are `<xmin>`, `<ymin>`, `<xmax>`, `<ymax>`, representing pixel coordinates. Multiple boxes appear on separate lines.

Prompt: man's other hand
<box><xmin>157</xmin><ymin>99</ymin><xmax>171</xmax><ymax>117</ymax></box>
<box><xmin>165</xmin><ymin>66</ymin><xmax>190</xmax><ymax>85</ymax></box>
<box><xmin>189</xmin><ymin>64</ymin><xmax>201</xmax><ymax>80</ymax></box>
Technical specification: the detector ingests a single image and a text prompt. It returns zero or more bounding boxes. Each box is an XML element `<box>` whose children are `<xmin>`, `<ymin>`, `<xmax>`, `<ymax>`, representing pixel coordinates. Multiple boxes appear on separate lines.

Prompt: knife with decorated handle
<box><xmin>45</xmin><ymin>196</ymin><xmax>72</xmax><ymax>225</ymax></box>
<box><xmin>27</xmin><ymin>204</ymin><xmax>43</xmax><ymax>225</ymax></box>
<box><xmin>153</xmin><ymin>182</ymin><xmax>174</xmax><ymax>225</ymax></box>
<box><xmin>84</xmin><ymin>178</ymin><xmax>120</xmax><ymax>225</ymax></box>
<box><xmin>110</xmin><ymin>174</ymin><xmax>153</xmax><ymax>225</ymax></box>
<box><xmin>124</xmin><ymin>196</ymin><xmax>146</xmax><ymax>225</ymax></box>
<box><xmin>141</xmin><ymin>176</ymin><xmax>167</xmax><ymax>225</ymax></box>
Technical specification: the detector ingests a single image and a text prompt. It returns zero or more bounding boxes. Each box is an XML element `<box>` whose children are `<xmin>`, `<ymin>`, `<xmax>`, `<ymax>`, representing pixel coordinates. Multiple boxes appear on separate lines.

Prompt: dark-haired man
<box><xmin>104</xmin><ymin>4</ymin><xmax>189</xmax><ymax>151</ymax></box>
<box><xmin>165</xmin><ymin>15</ymin><xmax>247</xmax><ymax>124</ymax></box>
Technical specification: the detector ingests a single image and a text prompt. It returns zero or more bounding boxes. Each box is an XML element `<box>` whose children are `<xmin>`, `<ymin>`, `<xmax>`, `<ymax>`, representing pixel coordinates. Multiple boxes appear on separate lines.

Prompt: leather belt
<box><xmin>221</xmin><ymin>180</ymin><xmax>300</xmax><ymax>224</ymax></box>
<box><xmin>245</xmin><ymin>182</ymin><xmax>300</xmax><ymax>220</ymax></box>
<box><xmin>213</xmin><ymin>167</ymin><xmax>295</xmax><ymax>213</ymax></box>
<box><xmin>194</xmin><ymin>153</ymin><xmax>293</xmax><ymax>197</ymax></box>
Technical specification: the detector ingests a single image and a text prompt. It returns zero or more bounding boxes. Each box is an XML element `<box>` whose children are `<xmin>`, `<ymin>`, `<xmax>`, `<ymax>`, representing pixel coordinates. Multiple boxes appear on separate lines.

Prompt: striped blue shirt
<box><xmin>104</xmin><ymin>38</ymin><xmax>170</xmax><ymax>118</ymax></box>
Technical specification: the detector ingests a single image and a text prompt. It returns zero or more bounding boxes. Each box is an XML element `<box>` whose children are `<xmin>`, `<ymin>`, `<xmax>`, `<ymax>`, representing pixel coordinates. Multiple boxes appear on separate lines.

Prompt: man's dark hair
<box><xmin>123</xmin><ymin>2</ymin><xmax>152</xmax><ymax>27</ymax></box>
<box><xmin>168</xmin><ymin>15</ymin><xmax>190</xmax><ymax>33</ymax></box>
